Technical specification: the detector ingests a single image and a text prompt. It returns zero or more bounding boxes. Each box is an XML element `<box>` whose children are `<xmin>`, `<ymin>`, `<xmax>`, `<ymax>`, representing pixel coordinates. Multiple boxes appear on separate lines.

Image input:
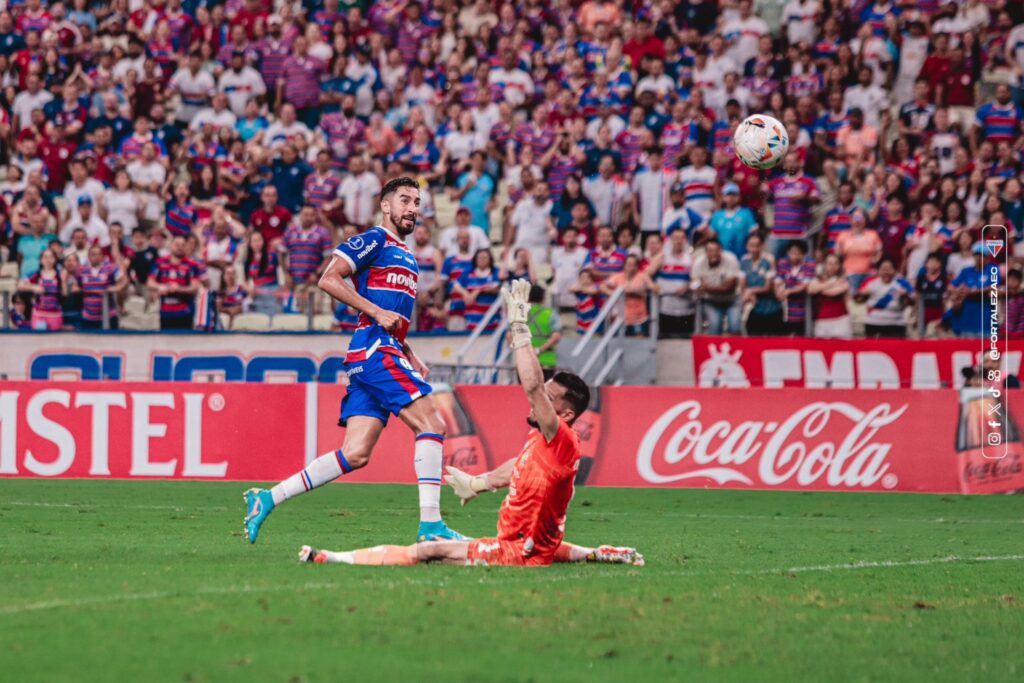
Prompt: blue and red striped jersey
<box><xmin>457</xmin><ymin>267</ymin><xmax>500</xmax><ymax>331</ymax></box>
<box><xmin>28</xmin><ymin>271</ymin><xmax>61</xmax><ymax>313</ymax></box>
<box><xmin>334</xmin><ymin>226</ymin><xmax>419</xmax><ymax>363</ymax></box>
<box><xmin>441</xmin><ymin>253</ymin><xmax>474</xmax><ymax>316</ymax></box>
<box><xmin>823</xmin><ymin>204</ymin><xmax>855</xmax><ymax>252</ymax></box>
<box><xmin>283</xmin><ymin>224</ymin><xmax>332</xmax><ymax>280</ymax></box>
<box><xmin>79</xmin><ymin>260</ymin><xmax>120</xmax><ymax>321</ymax></box>
<box><xmin>615</xmin><ymin>128</ymin><xmax>644</xmax><ymax>175</ymax></box>
<box><xmin>777</xmin><ymin>257</ymin><xmax>816</xmax><ymax>322</ymax></box>
<box><xmin>584</xmin><ymin>246</ymin><xmax>628</xmax><ymax>281</ymax></box>
<box><xmin>165</xmin><ymin>200</ymin><xmax>197</xmax><ymax>238</ymax></box>
<box><xmin>303</xmin><ymin>172</ymin><xmax>341</xmax><ymax>210</ymax></box>
<box><xmin>769</xmin><ymin>175</ymin><xmax>819</xmax><ymax>237</ymax></box>
<box><xmin>152</xmin><ymin>256</ymin><xmax>204</xmax><ymax>316</ymax></box>
<box><xmin>575</xmin><ymin>291</ymin><xmax>602</xmax><ymax>333</ymax></box>
<box><xmin>975</xmin><ymin>102</ymin><xmax>1021</xmax><ymax>143</ymax></box>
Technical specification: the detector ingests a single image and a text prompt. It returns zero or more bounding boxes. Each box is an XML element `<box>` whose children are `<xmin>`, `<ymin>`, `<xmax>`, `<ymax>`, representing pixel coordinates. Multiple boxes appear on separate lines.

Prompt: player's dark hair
<box><xmin>380</xmin><ymin>176</ymin><xmax>419</xmax><ymax>202</ymax></box>
<box><xmin>552</xmin><ymin>372</ymin><xmax>590</xmax><ymax>425</ymax></box>
<box><xmin>529</xmin><ymin>284</ymin><xmax>545</xmax><ymax>303</ymax></box>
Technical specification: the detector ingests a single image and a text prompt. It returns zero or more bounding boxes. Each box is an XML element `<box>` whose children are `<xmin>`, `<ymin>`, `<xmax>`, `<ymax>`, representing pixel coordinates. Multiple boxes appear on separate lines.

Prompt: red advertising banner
<box><xmin>692</xmin><ymin>336</ymin><xmax>1024</xmax><ymax>389</ymax></box>
<box><xmin>2</xmin><ymin>382</ymin><xmax>1021</xmax><ymax>494</ymax></box>
<box><xmin>0</xmin><ymin>382</ymin><xmax>307</xmax><ymax>480</ymax></box>
<box><xmin>589</xmin><ymin>387</ymin><xmax>961</xmax><ymax>492</ymax></box>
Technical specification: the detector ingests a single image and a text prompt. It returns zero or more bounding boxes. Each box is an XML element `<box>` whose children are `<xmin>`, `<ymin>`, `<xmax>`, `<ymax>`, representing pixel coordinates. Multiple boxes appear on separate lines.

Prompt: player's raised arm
<box><xmin>502</xmin><ymin>279</ymin><xmax>560</xmax><ymax>441</ymax></box>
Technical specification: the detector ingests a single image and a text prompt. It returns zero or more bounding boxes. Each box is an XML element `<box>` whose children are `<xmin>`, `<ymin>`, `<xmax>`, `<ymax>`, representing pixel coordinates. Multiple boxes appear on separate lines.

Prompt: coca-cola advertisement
<box><xmin>693</xmin><ymin>336</ymin><xmax>1024</xmax><ymax>389</ymax></box>
<box><xmin>592</xmin><ymin>388</ymin><xmax>962</xmax><ymax>493</ymax></box>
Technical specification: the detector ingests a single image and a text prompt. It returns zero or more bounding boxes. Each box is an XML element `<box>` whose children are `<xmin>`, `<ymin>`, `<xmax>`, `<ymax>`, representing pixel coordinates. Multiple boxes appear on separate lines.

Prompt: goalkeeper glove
<box><xmin>501</xmin><ymin>279</ymin><xmax>532</xmax><ymax>349</ymax></box>
<box><xmin>444</xmin><ymin>466</ymin><xmax>493</xmax><ymax>506</ymax></box>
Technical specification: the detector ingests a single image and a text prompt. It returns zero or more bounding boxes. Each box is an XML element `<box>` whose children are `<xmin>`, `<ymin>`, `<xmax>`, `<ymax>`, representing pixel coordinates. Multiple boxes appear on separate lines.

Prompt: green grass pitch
<box><xmin>1</xmin><ymin>480</ymin><xmax>1023</xmax><ymax>683</ymax></box>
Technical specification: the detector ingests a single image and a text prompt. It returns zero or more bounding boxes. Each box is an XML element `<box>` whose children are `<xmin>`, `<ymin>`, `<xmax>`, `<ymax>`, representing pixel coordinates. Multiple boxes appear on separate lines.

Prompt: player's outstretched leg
<box><xmin>553</xmin><ymin>542</ymin><xmax>645</xmax><ymax>566</ymax></box>
<box><xmin>299</xmin><ymin>541</ymin><xmax>469</xmax><ymax>565</ymax></box>
<box><xmin>243</xmin><ymin>416</ymin><xmax>382</xmax><ymax>543</ymax></box>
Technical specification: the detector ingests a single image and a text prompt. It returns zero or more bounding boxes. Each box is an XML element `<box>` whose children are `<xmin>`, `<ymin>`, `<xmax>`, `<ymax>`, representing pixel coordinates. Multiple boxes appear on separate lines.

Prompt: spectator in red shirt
<box><xmin>937</xmin><ymin>47</ymin><xmax>977</xmax><ymax>132</ymax></box>
<box><xmin>919</xmin><ymin>32</ymin><xmax>952</xmax><ymax>101</ymax></box>
<box><xmin>623</xmin><ymin>18</ymin><xmax>664</xmax><ymax>67</ymax></box>
<box><xmin>231</xmin><ymin>0</ymin><xmax>270</xmax><ymax>39</ymax></box>
<box><xmin>250</xmin><ymin>184</ymin><xmax>292</xmax><ymax>248</ymax></box>
<box><xmin>39</xmin><ymin>122</ymin><xmax>78</xmax><ymax>190</ymax></box>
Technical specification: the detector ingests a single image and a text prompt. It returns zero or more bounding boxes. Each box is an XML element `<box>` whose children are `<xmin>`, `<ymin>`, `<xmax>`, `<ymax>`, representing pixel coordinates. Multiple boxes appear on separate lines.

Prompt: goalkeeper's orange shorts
<box><xmin>466</xmin><ymin>538</ymin><xmax>553</xmax><ymax>567</ymax></box>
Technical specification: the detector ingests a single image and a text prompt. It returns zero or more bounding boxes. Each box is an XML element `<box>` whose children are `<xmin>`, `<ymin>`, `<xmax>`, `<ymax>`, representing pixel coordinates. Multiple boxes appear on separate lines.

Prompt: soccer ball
<box><xmin>733</xmin><ymin>114</ymin><xmax>789</xmax><ymax>170</ymax></box>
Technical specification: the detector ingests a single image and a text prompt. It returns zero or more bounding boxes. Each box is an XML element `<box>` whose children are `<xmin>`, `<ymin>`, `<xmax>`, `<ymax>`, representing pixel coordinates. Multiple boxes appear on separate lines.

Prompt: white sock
<box><xmin>571</xmin><ymin>546</ymin><xmax>594</xmax><ymax>562</ymax></box>
<box><xmin>321</xmin><ymin>550</ymin><xmax>354</xmax><ymax>564</ymax></box>
<box><xmin>270</xmin><ymin>449</ymin><xmax>353</xmax><ymax>505</ymax></box>
<box><xmin>414</xmin><ymin>432</ymin><xmax>444</xmax><ymax>522</ymax></box>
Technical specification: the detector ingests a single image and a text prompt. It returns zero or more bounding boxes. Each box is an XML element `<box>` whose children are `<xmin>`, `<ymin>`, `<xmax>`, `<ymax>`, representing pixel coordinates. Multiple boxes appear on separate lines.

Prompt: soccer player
<box><xmin>297</xmin><ymin>280</ymin><xmax>643</xmax><ymax>567</ymax></box>
<box><xmin>243</xmin><ymin>177</ymin><xmax>466</xmax><ymax>544</ymax></box>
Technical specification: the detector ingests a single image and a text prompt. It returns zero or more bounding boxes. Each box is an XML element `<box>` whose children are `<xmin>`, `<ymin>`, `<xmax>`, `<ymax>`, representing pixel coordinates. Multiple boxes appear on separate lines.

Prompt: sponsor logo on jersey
<box><xmin>385</xmin><ymin>271</ymin><xmax>418</xmax><ymax>293</ymax></box>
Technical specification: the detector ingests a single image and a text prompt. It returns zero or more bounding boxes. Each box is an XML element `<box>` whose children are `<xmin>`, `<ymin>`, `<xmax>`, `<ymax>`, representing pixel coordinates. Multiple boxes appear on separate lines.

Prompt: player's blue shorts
<box><xmin>339</xmin><ymin>352</ymin><xmax>432</xmax><ymax>426</ymax></box>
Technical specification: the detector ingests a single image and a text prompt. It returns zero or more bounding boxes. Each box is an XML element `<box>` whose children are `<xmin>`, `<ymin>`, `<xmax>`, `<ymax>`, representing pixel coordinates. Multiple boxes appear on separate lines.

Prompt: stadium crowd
<box><xmin>0</xmin><ymin>0</ymin><xmax>1023</xmax><ymax>339</ymax></box>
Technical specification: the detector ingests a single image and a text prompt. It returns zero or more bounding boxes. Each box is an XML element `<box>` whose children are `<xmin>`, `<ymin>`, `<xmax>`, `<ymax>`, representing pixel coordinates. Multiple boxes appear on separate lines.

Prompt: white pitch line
<box><xmin>1</xmin><ymin>501</ymin><xmax>231</xmax><ymax>512</ymax></box>
<box><xmin>1</xmin><ymin>554</ymin><xmax>1022</xmax><ymax>617</ymax></box>
<box><xmin>726</xmin><ymin>553</ymin><xmax>1024</xmax><ymax>576</ymax></box>
<box><xmin>0</xmin><ymin>581</ymin><xmax>344</xmax><ymax>616</ymax></box>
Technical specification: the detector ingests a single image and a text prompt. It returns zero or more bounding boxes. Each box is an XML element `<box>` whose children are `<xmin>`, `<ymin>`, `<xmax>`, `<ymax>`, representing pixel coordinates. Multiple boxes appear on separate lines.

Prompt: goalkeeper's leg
<box><xmin>300</xmin><ymin>541</ymin><xmax>470</xmax><ymax>566</ymax></box>
<box><xmin>553</xmin><ymin>541</ymin><xmax>645</xmax><ymax>566</ymax></box>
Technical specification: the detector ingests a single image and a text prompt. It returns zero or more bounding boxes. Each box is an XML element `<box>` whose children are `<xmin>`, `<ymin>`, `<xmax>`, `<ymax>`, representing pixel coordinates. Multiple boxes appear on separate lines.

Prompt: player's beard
<box><xmin>395</xmin><ymin>213</ymin><xmax>417</xmax><ymax>236</ymax></box>
<box><xmin>526</xmin><ymin>415</ymin><xmax>539</xmax><ymax>428</ymax></box>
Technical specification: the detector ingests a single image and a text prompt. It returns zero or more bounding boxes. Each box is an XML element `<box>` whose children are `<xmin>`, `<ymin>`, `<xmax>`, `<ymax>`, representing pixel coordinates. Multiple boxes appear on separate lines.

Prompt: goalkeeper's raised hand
<box><xmin>501</xmin><ymin>279</ymin><xmax>532</xmax><ymax>349</ymax></box>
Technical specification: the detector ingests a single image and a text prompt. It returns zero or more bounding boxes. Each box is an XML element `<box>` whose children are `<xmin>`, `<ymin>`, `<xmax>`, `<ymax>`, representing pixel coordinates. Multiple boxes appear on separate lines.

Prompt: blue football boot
<box><xmin>243</xmin><ymin>488</ymin><xmax>275</xmax><ymax>544</ymax></box>
<box><xmin>417</xmin><ymin>520</ymin><xmax>471</xmax><ymax>542</ymax></box>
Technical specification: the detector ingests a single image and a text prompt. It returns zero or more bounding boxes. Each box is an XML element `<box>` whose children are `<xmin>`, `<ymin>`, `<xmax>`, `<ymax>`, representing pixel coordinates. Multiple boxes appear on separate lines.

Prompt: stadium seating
<box><xmin>231</xmin><ymin>313</ymin><xmax>272</xmax><ymax>332</ymax></box>
<box><xmin>269</xmin><ymin>314</ymin><xmax>310</xmax><ymax>332</ymax></box>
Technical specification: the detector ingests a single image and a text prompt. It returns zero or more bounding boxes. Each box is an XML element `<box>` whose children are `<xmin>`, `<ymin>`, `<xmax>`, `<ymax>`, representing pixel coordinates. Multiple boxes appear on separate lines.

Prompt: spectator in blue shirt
<box><xmin>709</xmin><ymin>183</ymin><xmax>759</xmax><ymax>260</ymax></box>
<box><xmin>946</xmin><ymin>243</ymin><xmax>1000</xmax><ymax>338</ymax></box>
<box><xmin>451</xmin><ymin>151</ymin><xmax>495</xmax><ymax>232</ymax></box>
<box><xmin>271</xmin><ymin>143</ymin><xmax>313</xmax><ymax>214</ymax></box>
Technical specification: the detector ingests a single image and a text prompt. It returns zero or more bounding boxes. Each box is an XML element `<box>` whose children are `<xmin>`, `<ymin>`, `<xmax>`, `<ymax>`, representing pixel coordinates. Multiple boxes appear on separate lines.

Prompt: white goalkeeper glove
<box><xmin>444</xmin><ymin>466</ymin><xmax>493</xmax><ymax>506</ymax></box>
<box><xmin>501</xmin><ymin>279</ymin><xmax>532</xmax><ymax>349</ymax></box>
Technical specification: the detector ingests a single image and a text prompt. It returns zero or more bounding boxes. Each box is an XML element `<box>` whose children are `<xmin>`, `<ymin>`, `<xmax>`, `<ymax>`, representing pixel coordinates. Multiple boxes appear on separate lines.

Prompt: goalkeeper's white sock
<box><xmin>319</xmin><ymin>550</ymin><xmax>355</xmax><ymax>564</ymax></box>
<box><xmin>414</xmin><ymin>432</ymin><xmax>444</xmax><ymax>522</ymax></box>
<box><xmin>270</xmin><ymin>449</ymin><xmax>355</xmax><ymax>505</ymax></box>
<box><xmin>554</xmin><ymin>543</ymin><xmax>593</xmax><ymax>563</ymax></box>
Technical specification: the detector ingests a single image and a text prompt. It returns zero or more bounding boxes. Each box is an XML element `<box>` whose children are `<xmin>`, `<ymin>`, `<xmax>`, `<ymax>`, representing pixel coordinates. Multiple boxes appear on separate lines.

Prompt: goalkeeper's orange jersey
<box><xmin>496</xmin><ymin>419</ymin><xmax>581</xmax><ymax>562</ymax></box>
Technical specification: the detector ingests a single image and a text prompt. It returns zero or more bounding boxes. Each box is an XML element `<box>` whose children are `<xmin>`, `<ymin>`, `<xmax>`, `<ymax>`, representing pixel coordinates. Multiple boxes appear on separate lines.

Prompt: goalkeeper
<box><xmin>299</xmin><ymin>279</ymin><xmax>643</xmax><ymax>567</ymax></box>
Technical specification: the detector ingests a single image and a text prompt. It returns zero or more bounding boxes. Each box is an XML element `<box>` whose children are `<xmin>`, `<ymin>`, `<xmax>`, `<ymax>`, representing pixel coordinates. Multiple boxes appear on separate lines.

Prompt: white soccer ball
<box><xmin>733</xmin><ymin>114</ymin><xmax>789</xmax><ymax>170</ymax></box>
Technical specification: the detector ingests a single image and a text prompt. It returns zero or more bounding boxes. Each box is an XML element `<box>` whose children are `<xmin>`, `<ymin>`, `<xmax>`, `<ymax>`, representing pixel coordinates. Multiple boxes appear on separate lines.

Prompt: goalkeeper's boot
<box><xmin>592</xmin><ymin>545</ymin><xmax>645</xmax><ymax>567</ymax></box>
<box><xmin>416</xmin><ymin>520</ymin><xmax>471</xmax><ymax>543</ymax></box>
<box><xmin>298</xmin><ymin>545</ymin><xmax>328</xmax><ymax>564</ymax></box>
<box><xmin>243</xmin><ymin>488</ymin><xmax>275</xmax><ymax>544</ymax></box>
